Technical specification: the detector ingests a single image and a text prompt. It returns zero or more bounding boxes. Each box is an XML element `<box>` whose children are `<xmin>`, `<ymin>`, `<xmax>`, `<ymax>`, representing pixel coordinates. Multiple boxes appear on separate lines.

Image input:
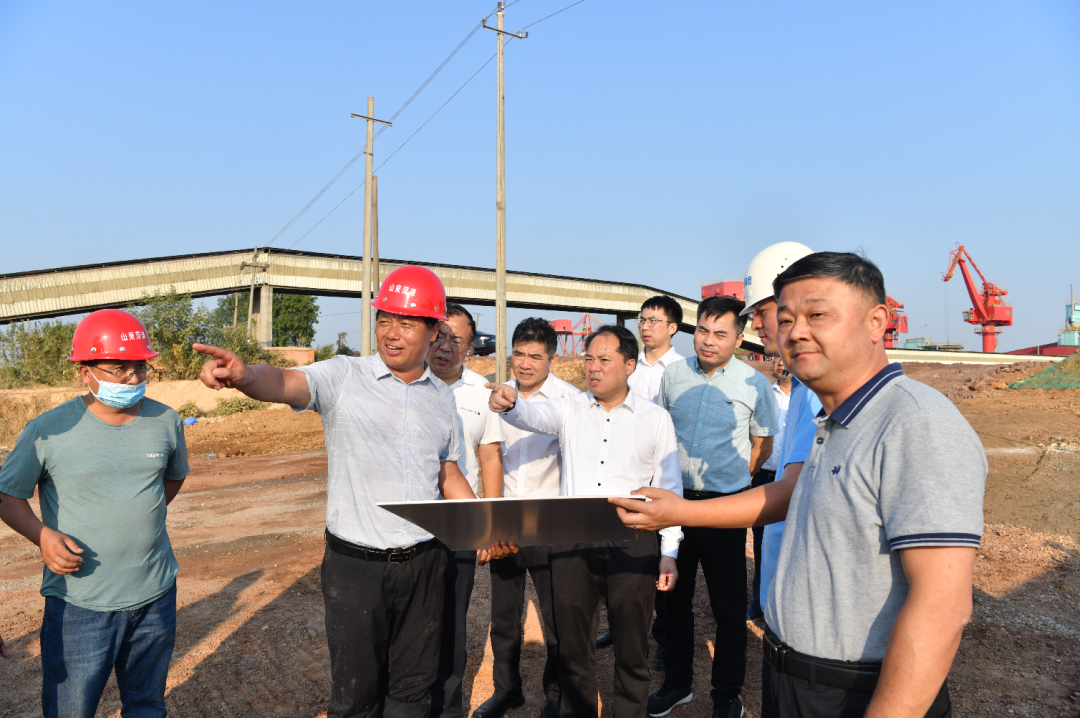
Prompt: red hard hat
<box><xmin>374</xmin><ymin>266</ymin><xmax>447</xmax><ymax>321</ymax></box>
<box><xmin>68</xmin><ymin>309</ymin><xmax>159</xmax><ymax>362</ymax></box>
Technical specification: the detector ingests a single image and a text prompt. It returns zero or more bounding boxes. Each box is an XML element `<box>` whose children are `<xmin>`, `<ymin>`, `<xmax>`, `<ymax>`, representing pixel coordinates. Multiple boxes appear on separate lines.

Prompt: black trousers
<box><xmin>750</xmin><ymin>469</ymin><xmax>776</xmax><ymax>609</ymax></box>
<box><xmin>321</xmin><ymin>541</ymin><xmax>447</xmax><ymax>718</ymax></box>
<box><xmin>549</xmin><ymin>534</ymin><xmax>660</xmax><ymax>718</ymax></box>
<box><xmin>431</xmin><ymin>548</ymin><xmax>478</xmax><ymax>718</ymax></box>
<box><xmin>761</xmin><ymin>661</ymin><xmax>952</xmax><ymax>718</ymax></box>
<box><xmin>661</xmin><ymin>524</ymin><xmax>748</xmax><ymax>705</ymax></box>
<box><xmin>489</xmin><ymin>545</ymin><xmax>560</xmax><ymax>708</ymax></box>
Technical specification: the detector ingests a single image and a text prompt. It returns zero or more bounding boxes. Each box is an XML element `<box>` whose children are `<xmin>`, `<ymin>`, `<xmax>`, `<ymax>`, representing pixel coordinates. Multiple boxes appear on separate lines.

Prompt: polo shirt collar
<box><xmin>817</xmin><ymin>363</ymin><xmax>904</xmax><ymax>427</ymax></box>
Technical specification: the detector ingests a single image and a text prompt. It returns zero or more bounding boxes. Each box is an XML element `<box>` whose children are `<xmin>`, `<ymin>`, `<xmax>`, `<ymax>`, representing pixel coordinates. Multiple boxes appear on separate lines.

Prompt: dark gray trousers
<box><xmin>321</xmin><ymin>542</ymin><xmax>446</xmax><ymax>718</ymax></box>
<box><xmin>431</xmin><ymin>548</ymin><xmax>478</xmax><ymax>718</ymax></box>
<box><xmin>488</xmin><ymin>545</ymin><xmax>560</xmax><ymax>708</ymax></box>
<box><xmin>549</xmin><ymin>535</ymin><xmax>660</xmax><ymax>718</ymax></box>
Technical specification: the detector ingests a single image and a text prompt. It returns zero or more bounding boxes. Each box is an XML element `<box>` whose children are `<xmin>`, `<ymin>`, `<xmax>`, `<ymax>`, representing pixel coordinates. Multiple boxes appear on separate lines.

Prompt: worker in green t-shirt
<box><xmin>0</xmin><ymin>309</ymin><xmax>189</xmax><ymax>718</ymax></box>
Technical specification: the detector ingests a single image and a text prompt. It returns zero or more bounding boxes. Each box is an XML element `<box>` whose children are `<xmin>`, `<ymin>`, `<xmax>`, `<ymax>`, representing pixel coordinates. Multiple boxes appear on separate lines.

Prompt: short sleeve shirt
<box><xmin>658</xmin><ymin>356</ymin><xmax>779</xmax><ymax>493</ymax></box>
<box><xmin>295</xmin><ymin>354</ymin><xmax>462</xmax><ymax>549</ymax></box>
<box><xmin>443</xmin><ymin>367</ymin><xmax>504</xmax><ymax>495</ymax></box>
<box><xmin>0</xmin><ymin>397</ymin><xmax>189</xmax><ymax>611</ymax></box>
<box><xmin>760</xmin><ymin>378</ymin><xmax>821</xmax><ymax>611</ymax></box>
<box><xmin>765</xmin><ymin>365</ymin><xmax>987</xmax><ymax>661</ymax></box>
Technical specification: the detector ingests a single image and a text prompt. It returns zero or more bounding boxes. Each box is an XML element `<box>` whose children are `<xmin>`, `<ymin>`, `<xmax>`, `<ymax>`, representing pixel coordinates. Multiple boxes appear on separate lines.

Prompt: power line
<box><xmin>287</xmin><ymin>49</ymin><xmax>501</xmax><ymax>250</ymax></box>
<box><xmin>284</xmin><ymin>0</ymin><xmax>575</xmax><ymax>252</ymax></box>
<box><xmin>268</xmin><ymin>7</ymin><xmax>509</xmax><ymax>249</ymax></box>
<box><xmin>522</xmin><ymin>0</ymin><xmax>586</xmax><ymax>29</ymax></box>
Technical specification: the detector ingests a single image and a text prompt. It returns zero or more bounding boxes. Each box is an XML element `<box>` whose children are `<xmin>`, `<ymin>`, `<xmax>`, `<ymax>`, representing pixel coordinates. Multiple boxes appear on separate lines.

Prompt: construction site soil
<box><xmin>1</xmin><ymin>359</ymin><xmax>1077</xmax><ymax>717</ymax></box>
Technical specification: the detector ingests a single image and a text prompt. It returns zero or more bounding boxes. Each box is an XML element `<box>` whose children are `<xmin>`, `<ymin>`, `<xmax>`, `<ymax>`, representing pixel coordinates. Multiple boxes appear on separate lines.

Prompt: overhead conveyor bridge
<box><xmin>0</xmin><ymin>248</ymin><xmax>1062</xmax><ymax>365</ymax></box>
<box><xmin>0</xmin><ymin>248</ymin><xmax>721</xmax><ymax>346</ymax></box>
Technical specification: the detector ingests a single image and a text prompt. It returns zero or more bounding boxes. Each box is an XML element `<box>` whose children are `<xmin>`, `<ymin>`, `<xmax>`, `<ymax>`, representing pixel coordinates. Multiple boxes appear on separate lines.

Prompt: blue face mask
<box><xmin>90</xmin><ymin>377</ymin><xmax>146</xmax><ymax>409</ymax></box>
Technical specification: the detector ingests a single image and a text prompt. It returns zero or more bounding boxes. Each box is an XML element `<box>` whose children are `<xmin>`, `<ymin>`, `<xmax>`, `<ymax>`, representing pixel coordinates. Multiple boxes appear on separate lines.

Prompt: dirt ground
<box><xmin>1</xmin><ymin>360</ymin><xmax>1079</xmax><ymax>717</ymax></box>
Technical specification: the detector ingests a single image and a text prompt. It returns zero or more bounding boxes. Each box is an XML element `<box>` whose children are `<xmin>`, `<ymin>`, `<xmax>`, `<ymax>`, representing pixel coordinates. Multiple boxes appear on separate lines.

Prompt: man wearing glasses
<box><xmin>427</xmin><ymin>303</ymin><xmax>505</xmax><ymax>718</ymax></box>
<box><xmin>0</xmin><ymin>309</ymin><xmax>189</xmax><ymax>718</ymax></box>
<box><xmin>628</xmin><ymin>296</ymin><xmax>684</xmax><ymax>404</ymax></box>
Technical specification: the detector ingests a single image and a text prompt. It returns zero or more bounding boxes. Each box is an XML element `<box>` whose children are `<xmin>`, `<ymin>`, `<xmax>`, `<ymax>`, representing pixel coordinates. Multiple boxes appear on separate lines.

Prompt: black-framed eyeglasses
<box><xmin>436</xmin><ymin>333</ymin><xmax>471</xmax><ymax>352</ymax></box>
<box><xmin>92</xmin><ymin>363</ymin><xmax>152</xmax><ymax>381</ymax></box>
<box><xmin>637</xmin><ymin>318</ymin><xmax>673</xmax><ymax>327</ymax></box>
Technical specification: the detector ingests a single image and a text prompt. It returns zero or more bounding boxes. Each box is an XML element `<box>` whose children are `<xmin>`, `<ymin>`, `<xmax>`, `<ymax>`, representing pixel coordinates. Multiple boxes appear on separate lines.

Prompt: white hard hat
<box><xmin>740</xmin><ymin>241</ymin><xmax>815</xmax><ymax>315</ymax></box>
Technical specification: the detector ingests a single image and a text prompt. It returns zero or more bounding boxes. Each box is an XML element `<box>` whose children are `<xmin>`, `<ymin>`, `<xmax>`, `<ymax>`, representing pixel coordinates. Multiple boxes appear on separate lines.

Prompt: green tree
<box><xmin>272</xmin><ymin>294</ymin><xmax>319</xmax><ymax>347</ymax></box>
<box><xmin>0</xmin><ymin>319</ymin><xmax>79</xmax><ymax>389</ymax></box>
<box><xmin>131</xmin><ymin>287</ymin><xmax>293</xmax><ymax>380</ymax></box>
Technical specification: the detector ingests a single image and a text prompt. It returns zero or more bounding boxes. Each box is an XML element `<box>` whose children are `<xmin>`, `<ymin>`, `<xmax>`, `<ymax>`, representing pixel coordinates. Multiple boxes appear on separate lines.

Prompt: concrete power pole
<box><xmin>351</xmin><ymin>100</ymin><xmax>392</xmax><ymax>356</ymax></box>
<box><xmin>484</xmin><ymin>4</ymin><xmax>527</xmax><ymax>382</ymax></box>
<box><xmin>372</xmin><ymin>174</ymin><xmax>380</xmax><ymax>353</ymax></box>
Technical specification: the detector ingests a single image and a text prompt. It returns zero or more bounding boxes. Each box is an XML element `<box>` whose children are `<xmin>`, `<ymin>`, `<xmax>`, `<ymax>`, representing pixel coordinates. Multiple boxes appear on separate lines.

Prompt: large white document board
<box><xmin>378</xmin><ymin>496</ymin><xmax>643</xmax><ymax>551</ymax></box>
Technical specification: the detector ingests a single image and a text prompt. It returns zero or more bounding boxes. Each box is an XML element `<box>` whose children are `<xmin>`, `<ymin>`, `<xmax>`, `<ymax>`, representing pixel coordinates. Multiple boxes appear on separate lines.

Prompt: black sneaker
<box><xmin>712</xmin><ymin>697</ymin><xmax>744</xmax><ymax>718</ymax></box>
<box><xmin>647</xmin><ymin>686</ymin><xmax>692</xmax><ymax>717</ymax></box>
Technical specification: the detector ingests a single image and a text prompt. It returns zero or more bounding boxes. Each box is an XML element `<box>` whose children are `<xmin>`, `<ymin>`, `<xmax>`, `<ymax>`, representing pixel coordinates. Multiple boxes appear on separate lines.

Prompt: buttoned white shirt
<box><xmin>501</xmin><ymin>388</ymin><xmax>684</xmax><ymax>557</ymax></box>
<box><xmin>628</xmin><ymin>346</ymin><xmax>683</xmax><ymax>403</ymax></box>
<box><xmin>501</xmin><ymin>373</ymin><xmax>580</xmax><ymax>499</ymax></box>
<box><xmin>761</xmin><ymin>381</ymin><xmax>791</xmax><ymax>472</ymax></box>
<box><xmin>442</xmin><ymin>367</ymin><xmax>505</xmax><ymax>495</ymax></box>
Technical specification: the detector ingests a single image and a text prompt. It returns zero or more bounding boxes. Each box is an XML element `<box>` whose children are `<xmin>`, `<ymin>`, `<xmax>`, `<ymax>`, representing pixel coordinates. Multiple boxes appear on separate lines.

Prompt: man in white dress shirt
<box><xmin>428</xmin><ymin>304</ymin><xmax>506</xmax><ymax>718</ymax></box>
<box><xmin>488</xmin><ymin>325</ymin><xmax>683</xmax><ymax>718</ymax></box>
<box><xmin>615</xmin><ymin>295</ymin><xmax>683</xmax><ymax>658</ymax></box>
<box><xmin>475</xmin><ymin>318</ymin><xmax>580</xmax><ymax>718</ymax></box>
<box><xmin>628</xmin><ymin>295</ymin><xmax>684</xmax><ymax>403</ymax></box>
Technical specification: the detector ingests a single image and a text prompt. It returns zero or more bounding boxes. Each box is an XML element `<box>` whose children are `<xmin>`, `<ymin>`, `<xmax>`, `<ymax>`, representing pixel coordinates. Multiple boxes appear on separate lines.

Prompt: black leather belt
<box><xmin>324</xmin><ymin>529</ymin><xmax>435</xmax><ymax>564</ymax></box>
<box><xmin>763</xmin><ymin>628</ymin><xmax>881</xmax><ymax>693</ymax></box>
<box><xmin>684</xmin><ymin>487</ymin><xmax>748</xmax><ymax>500</ymax></box>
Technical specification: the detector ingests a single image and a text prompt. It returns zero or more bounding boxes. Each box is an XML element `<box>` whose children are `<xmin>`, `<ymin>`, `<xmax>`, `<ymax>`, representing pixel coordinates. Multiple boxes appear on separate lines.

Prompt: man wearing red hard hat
<box><xmin>0</xmin><ymin>309</ymin><xmax>190</xmax><ymax>717</ymax></box>
<box><xmin>193</xmin><ymin>265</ymin><xmax>511</xmax><ymax>718</ymax></box>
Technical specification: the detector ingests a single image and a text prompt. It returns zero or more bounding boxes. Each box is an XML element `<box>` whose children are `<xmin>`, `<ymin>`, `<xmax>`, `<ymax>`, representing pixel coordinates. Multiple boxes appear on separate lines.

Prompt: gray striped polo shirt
<box><xmin>766</xmin><ymin>363</ymin><xmax>986</xmax><ymax>662</ymax></box>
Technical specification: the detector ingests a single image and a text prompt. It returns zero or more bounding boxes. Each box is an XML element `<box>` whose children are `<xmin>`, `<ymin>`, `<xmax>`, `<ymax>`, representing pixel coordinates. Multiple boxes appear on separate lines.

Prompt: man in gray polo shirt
<box><xmin>613</xmin><ymin>253</ymin><xmax>986</xmax><ymax>718</ymax></box>
<box><xmin>650</xmin><ymin>295</ymin><xmax>778</xmax><ymax>718</ymax></box>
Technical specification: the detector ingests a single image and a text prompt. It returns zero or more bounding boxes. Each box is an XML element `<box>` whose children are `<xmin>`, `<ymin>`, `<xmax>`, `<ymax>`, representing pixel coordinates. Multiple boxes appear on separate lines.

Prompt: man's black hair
<box><xmin>375</xmin><ymin>309</ymin><xmax>440</xmax><ymax>330</ymax></box>
<box><xmin>772</xmin><ymin>252</ymin><xmax>887</xmax><ymax>307</ymax></box>
<box><xmin>445</xmin><ymin>303</ymin><xmax>476</xmax><ymax>341</ymax></box>
<box><xmin>640</xmin><ymin>295</ymin><xmax>683</xmax><ymax>326</ymax></box>
<box><xmin>697</xmin><ymin>295</ymin><xmax>748</xmax><ymax>334</ymax></box>
<box><xmin>583</xmin><ymin>325</ymin><xmax>639</xmax><ymax>363</ymax></box>
<box><xmin>511</xmin><ymin>317</ymin><xmax>558</xmax><ymax>357</ymax></box>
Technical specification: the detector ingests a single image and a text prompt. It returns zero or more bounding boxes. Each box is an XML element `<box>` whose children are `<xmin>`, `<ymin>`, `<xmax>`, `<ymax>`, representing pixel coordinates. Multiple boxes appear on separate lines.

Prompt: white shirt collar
<box><xmin>587</xmin><ymin>388</ymin><xmax>638</xmax><ymax>413</ymax></box>
<box><xmin>638</xmin><ymin>345</ymin><xmax>680</xmax><ymax>369</ymax></box>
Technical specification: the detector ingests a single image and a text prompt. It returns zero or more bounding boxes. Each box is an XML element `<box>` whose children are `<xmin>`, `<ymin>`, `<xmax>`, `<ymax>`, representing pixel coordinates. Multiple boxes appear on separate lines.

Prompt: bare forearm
<box><xmin>236</xmin><ymin>364</ymin><xmax>310</xmax><ymax>406</ymax></box>
<box><xmin>866</xmin><ymin>548</ymin><xmax>975</xmax><ymax>718</ymax></box>
<box><xmin>439</xmin><ymin>462</ymin><xmax>478</xmax><ymax>500</ymax></box>
<box><xmin>478</xmin><ymin>444</ymin><xmax>503</xmax><ymax>499</ymax></box>
<box><xmin>749</xmin><ymin>436</ymin><xmax>773</xmax><ymax>476</ymax></box>
<box><xmin>0</xmin><ymin>495</ymin><xmax>45</xmax><ymax>546</ymax></box>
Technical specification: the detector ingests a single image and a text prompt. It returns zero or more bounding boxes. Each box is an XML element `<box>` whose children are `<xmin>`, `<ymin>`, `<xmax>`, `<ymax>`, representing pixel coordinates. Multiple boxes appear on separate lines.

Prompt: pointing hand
<box><xmin>193</xmin><ymin>344</ymin><xmax>250</xmax><ymax>390</ymax></box>
<box><xmin>485</xmin><ymin>383</ymin><xmax>519</xmax><ymax>413</ymax></box>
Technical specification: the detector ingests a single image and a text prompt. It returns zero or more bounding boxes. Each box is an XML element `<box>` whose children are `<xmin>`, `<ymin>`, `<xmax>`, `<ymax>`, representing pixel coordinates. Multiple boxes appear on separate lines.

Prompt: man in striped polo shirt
<box><xmin>612</xmin><ymin>253</ymin><xmax>986</xmax><ymax>718</ymax></box>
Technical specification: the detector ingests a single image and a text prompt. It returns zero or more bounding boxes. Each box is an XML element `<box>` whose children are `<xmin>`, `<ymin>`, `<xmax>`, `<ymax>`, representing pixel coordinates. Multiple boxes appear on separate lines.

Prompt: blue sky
<box><xmin>2</xmin><ymin>1</ymin><xmax>1078</xmax><ymax>353</ymax></box>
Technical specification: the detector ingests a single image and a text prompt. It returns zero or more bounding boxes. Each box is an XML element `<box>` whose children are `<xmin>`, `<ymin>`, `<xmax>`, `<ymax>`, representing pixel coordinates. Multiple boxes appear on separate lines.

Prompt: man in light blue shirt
<box><xmin>650</xmin><ymin>295</ymin><xmax>778</xmax><ymax>718</ymax></box>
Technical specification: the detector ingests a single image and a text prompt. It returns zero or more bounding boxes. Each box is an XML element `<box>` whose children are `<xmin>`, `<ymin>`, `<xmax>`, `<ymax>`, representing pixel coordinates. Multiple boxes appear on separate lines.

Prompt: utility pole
<box><xmin>484</xmin><ymin>4</ymin><xmax>527</xmax><ymax>382</ymax></box>
<box><xmin>372</xmin><ymin>174</ymin><xmax>380</xmax><ymax>353</ymax></box>
<box><xmin>351</xmin><ymin>100</ymin><xmax>392</xmax><ymax>357</ymax></box>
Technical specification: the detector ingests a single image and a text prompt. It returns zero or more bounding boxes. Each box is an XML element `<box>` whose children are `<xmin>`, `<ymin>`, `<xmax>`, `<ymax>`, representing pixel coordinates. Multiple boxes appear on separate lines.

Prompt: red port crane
<box><xmin>942</xmin><ymin>245</ymin><xmax>1013</xmax><ymax>353</ymax></box>
<box><xmin>884</xmin><ymin>296</ymin><xmax>908</xmax><ymax>349</ymax></box>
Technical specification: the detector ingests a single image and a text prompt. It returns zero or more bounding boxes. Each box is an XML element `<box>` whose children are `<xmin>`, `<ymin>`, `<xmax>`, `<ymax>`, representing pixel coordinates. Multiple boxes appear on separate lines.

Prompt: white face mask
<box><xmin>89</xmin><ymin>376</ymin><xmax>146</xmax><ymax>409</ymax></box>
